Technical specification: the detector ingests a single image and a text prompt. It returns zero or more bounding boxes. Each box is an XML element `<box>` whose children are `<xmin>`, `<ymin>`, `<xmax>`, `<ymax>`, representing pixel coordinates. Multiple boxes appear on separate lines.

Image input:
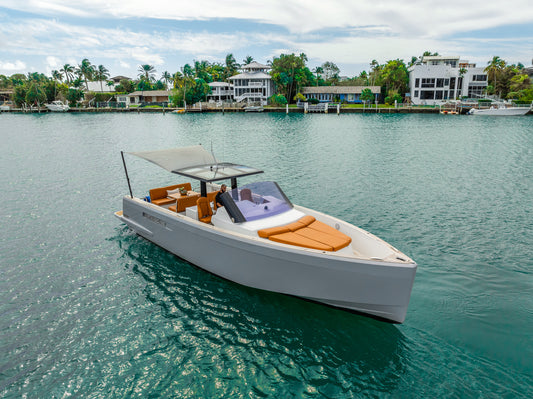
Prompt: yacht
<box><xmin>468</xmin><ymin>102</ymin><xmax>531</xmax><ymax>116</ymax></box>
<box><xmin>45</xmin><ymin>100</ymin><xmax>70</xmax><ymax>112</ymax></box>
<box><xmin>115</xmin><ymin>146</ymin><xmax>417</xmax><ymax>323</ymax></box>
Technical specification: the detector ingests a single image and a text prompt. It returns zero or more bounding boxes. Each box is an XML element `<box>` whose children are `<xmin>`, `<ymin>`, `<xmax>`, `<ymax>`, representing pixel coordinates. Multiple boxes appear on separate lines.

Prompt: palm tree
<box><xmin>484</xmin><ymin>56</ymin><xmax>506</xmax><ymax>97</ymax></box>
<box><xmin>312</xmin><ymin>66</ymin><xmax>323</xmax><ymax>86</ymax></box>
<box><xmin>51</xmin><ymin>70</ymin><xmax>62</xmax><ymax>82</ymax></box>
<box><xmin>77</xmin><ymin>58</ymin><xmax>95</xmax><ymax>90</ymax></box>
<box><xmin>243</xmin><ymin>55</ymin><xmax>254</xmax><ymax>65</ymax></box>
<box><xmin>138</xmin><ymin>64</ymin><xmax>156</xmax><ymax>82</ymax></box>
<box><xmin>60</xmin><ymin>64</ymin><xmax>75</xmax><ymax>85</ymax></box>
<box><xmin>94</xmin><ymin>65</ymin><xmax>110</xmax><ymax>92</ymax></box>
<box><xmin>456</xmin><ymin>67</ymin><xmax>467</xmax><ymax>99</ymax></box>
<box><xmin>161</xmin><ymin>71</ymin><xmax>171</xmax><ymax>88</ymax></box>
<box><xmin>224</xmin><ymin>54</ymin><xmax>239</xmax><ymax>80</ymax></box>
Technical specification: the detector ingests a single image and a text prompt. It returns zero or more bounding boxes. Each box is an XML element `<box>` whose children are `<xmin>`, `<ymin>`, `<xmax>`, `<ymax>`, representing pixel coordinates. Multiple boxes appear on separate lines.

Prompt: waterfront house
<box><xmin>229</xmin><ymin>62</ymin><xmax>275</xmax><ymax>105</ymax></box>
<box><xmin>110</xmin><ymin>75</ymin><xmax>131</xmax><ymax>84</ymax></box>
<box><xmin>300</xmin><ymin>86</ymin><xmax>381</xmax><ymax>103</ymax></box>
<box><xmin>207</xmin><ymin>82</ymin><xmax>234</xmax><ymax>102</ymax></box>
<box><xmin>409</xmin><ymin>56</ymin><xmax>488</xmax><ymax>105</ymax></box>
<box><xmin>85</xmin><ymin>81</ymin><xmax>116</xmax><ymax>93</ymax></box>
<box><xmin>119</xmin><ymin>90</ymin><xmax>172</xmax><ymax>106</ymax></box>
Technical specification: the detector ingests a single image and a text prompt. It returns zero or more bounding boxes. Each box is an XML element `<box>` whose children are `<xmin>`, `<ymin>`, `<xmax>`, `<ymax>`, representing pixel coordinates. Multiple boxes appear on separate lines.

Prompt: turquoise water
<box><xmin>1</xmin><ymin>112</ymin><xmax>532</xmax><ymax>397</ymax></box>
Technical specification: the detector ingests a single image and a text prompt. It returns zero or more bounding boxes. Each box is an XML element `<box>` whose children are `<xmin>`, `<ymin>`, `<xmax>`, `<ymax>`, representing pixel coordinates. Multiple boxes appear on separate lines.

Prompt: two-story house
<box><xmin>409</xmin><ymin>56</ymin><xmax>488</xmax><ymax>105</ymax></box>
<box><xmin>229</xmin><ymin>62</ymin><xmax>275</xmax><ymax>105</ymax></box>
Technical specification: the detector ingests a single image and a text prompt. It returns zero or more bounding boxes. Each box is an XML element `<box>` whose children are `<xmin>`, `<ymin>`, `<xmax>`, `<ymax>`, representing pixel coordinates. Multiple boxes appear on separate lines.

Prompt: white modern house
<box><xmin>207</xmin><ymin>82</ymin><xmax>234</xmax><ymax>102</ymax></box>
<box><xmin>229</xmin><ymin>62</ymin><xmax>275</xmax><ymax>105</ymax></box>
<box><xmin>409</xmin><ymin>56</ymin><xmax>488</xmax><ymax>105</ymax></box>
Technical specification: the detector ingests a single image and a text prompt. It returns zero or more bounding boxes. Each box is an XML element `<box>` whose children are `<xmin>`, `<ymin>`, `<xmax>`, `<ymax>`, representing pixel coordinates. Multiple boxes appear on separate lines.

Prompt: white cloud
<box><xmin>0</xmin><ymin>60</ymin><xmax>26</xmax><ymax>71</ymax></box>
<box><xmin>1</xmin><ymin>0</ymin><xmax>532</xmax><ymax>36</ymax></box>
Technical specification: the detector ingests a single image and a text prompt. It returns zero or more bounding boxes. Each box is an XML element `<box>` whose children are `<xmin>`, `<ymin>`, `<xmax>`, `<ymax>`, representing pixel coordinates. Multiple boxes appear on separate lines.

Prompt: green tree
<box><xmin>379</xmin><ymin>59</ymin><xmax>409</xmax><ymax>95</ymax></box>
<box><xmin>25</xmin><ymin>83</ymin><xmax>46</xmax><ymax>105</ymax></box>
<box><xmin>484</xmin><ymin>56</ymin><xmax>506</xmax><ymax>96</ymax></box>
<box><xmin>66</xmin><ymin>88</ymin><xmax>84</xmax><ymax>106</ymax></box>
<box><xmin>207</xmin><ymin>63</ymin><xmax>225</xmax><ymax>82</ymax></box>
<box><xmin>94</xmin><ymin>65</ymin><xmax>110</xmax><ymax>92</ymax></box>
<box><xmin>224</xmin><ymin>54</ymin><xmax>239</xmax><ymax>80</ymax></box>
<box><xmin>115</xmin><ymin>79</ymin><xmax>135</xmax><ymax>93</ymax></box>
<box><xmin>243</xmin><ymin>55</ymin><xmax>254</xmax><ymax>65</ymax></box>
<box><xmin>321</xmin><ymin>61</ymin><xmax>340</xmax><ymax>84</ymax></box>
<box><xmin>360</xmin><ymin>88</ymin><xmax>374</xmax><ymax>104</ymax></box>
<box><xmin>194</xmin><ymin>60</ymin><xmax>212</xmax><ymax>82</ymax></box>
<box><xmin>270</xmin><ymin>53</ymin><xmax>312</xmax><ymax>104</ymax></box>
<box><xmin>13</xmin><ymin>85</ymin><xmax>28</xmax><ymax>106</ymax></box>
<box><xmin>268</xmin><ymin>94</ymin><xmax>287</xmax><ymax>106</ymax></box>
<box><xmin>77</xmin><ymin>58</ymin><xmax>95</xmax><ymax>90</ymax></box>
<box><xmin>294</xmin><ymin>92</ymin><xmax>306</xmax><ymax>102</ymax></box>
<box><xmin>138</xmin><ymin>64</ymin><xmax>156</xmax><ymax>82</ymax></box>
<box><xmin>161</xmin><ymin>71</ymin><xmax>172</xmax><ymax>88</ymax></box>
<box><xmin>312</xmin><ymin>66</ymin><xmax>323</xmax><ymax>86</ymax></box>
<box><xmin>60</xmin><ymin>64</ymin><xmax>75</xmax><ymax>84</ymax></box>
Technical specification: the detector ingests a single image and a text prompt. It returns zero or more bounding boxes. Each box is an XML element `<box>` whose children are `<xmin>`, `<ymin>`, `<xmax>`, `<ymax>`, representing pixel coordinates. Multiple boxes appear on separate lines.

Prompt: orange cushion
<box><xmin>149</xmin><ymin>183</ymin><xmax>192</xmax><ymax>201</ymax></box>
<box><xmin>294</xmin><ymin>227</ymin><xmax>351</xmax><ymax>251</ymax></box>
<box><xmin>299</xmin><ymin>215</ymin><xmax>316</xmax><ymax>226</ymax></box>
<box><xmin>199</xmin><ymin>215</ymin><xmax>212</xmax><ymax>224</ymax></box>
<box><xmin>257</xmin><ymin>225</ymin><xmax>291</xmax><ymax>238</ymax></box>
<box><xmin>308</xmin><ymin>220</ymin><xmax>351</xmax><ymax>240</ymax></box>
<box><xmin>268</xmin><ymin>232</ymin><xmax>333</xmax><ymax>251</ymax></box>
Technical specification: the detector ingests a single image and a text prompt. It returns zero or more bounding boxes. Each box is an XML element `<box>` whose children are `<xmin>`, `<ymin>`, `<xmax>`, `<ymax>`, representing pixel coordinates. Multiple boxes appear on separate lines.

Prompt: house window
<box><xmin>415</xmin><ymin>78</ymin><xmax>420</xmax><ymax>88</ymax></box>
<box><xmin>421</xmin><ymin>78</ymin><xmax>435</xmax><ymax>88</ymax></box>
<box><xmin>414</xmin><ymin>90</ymin><xmax>419</xmax><ymax>97</ymax></box>
<box><xmin>420</xmin><ymin>91</ymin><xmax>435</xmax><ymax>100</ymax></box>
<box><xmin>444</xmin><ymin>79</ymin><xmax>449</xmax><ymax>86</ymax></box>
<box><xmin>435</xmin><ymin>91</ymin><xmax>443</xmax><ymax>99</ymax></box>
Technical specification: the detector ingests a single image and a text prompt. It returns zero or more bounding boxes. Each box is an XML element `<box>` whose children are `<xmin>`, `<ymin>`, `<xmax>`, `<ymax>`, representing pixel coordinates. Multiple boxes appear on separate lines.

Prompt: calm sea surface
<box><xmin>1</xmin><ymin>112</ymin><xmax>532</xmax><ymax>397</ymax></box>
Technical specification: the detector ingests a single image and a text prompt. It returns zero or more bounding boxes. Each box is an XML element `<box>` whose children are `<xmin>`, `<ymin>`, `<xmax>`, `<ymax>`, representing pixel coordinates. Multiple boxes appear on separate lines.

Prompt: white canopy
<box><xmin>129</xmin><ymin>145</ymin><xmax>217</xmax><ymax>173</ymax></box>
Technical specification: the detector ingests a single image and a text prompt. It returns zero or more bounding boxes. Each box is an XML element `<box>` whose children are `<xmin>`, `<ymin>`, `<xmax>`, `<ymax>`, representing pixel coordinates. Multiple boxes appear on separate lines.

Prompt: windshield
<box><xmin>226</xmin><ymin>181</ymin><xmax>293</xmax><ymax>222</ymax></box>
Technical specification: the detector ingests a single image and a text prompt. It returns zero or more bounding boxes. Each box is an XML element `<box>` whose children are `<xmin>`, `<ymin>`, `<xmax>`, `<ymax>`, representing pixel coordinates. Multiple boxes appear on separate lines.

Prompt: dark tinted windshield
<box><xmin>226</xmin><ymin>181</ymin><xmax>293</xmax><ymax>222</ymax></box>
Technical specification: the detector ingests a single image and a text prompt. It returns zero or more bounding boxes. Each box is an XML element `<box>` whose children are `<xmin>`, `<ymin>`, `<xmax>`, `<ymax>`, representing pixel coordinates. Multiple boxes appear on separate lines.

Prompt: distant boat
<box><xmin>0</xmin><ymin>101</ymin><xmax>12</xmax><ymax>111</ymax></box>
<box><xmin>244</xmin><ymin>105</ymin><xmax>264</xmax><ymax>112</ymax></box>
<box><xmin>468</xmin><ymin>103</ymin><xmax>531</xmax><ymax>116</ymax></box>
<box><xmin>45</xmin><ymin>101</ymin><xmax>70</xmax><ymax>112</ymax></box>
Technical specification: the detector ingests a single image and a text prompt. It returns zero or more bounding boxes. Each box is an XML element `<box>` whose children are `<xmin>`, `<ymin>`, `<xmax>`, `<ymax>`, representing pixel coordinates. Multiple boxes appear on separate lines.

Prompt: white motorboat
<box><xmin>45</xmin><ymin>100</ymin><xmax>70</xmax><ymax>112</ymax></box>
<box><xmin>115</xmin><ymin>146</ymin><xmax>417</xmax><ymax>323</ymax></box>
<box><xmin>468</xmin><ymin>103</ymin><xmax>531</xmax><ymax>116</ymax></box>
<box><xmin>244</xmin><ymin>105</ymin><xmax>264</xmax><ymax>112</ymax></box>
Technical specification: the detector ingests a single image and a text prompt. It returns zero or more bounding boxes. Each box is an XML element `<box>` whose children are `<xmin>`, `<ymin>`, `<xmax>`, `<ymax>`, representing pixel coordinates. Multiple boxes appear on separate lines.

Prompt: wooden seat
<box><xmin>197</xmin><ymin>197</ymin><xmax>213</xmax><ymax>223</ymax></box>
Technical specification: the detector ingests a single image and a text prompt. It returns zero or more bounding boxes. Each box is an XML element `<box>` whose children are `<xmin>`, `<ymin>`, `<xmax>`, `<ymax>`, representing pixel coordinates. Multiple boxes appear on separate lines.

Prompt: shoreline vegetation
<box><xmin>1</xmin><ymin>53</ymin><xmax>532</xmax><ymax>110</ymax></box>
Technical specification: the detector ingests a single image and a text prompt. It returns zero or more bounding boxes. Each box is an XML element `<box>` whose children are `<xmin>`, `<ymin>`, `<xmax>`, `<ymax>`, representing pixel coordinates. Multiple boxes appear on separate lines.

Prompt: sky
<box><xmin>1</xmin><ymin>0</ymin><xmax>532</xmax><ymax>79</ymax></box>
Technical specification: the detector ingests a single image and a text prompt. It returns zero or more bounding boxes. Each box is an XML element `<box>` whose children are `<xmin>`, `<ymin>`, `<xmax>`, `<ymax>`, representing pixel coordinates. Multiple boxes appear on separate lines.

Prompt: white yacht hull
<box><xmin>116</xmin><ymin>196</ymin><xmax>417</xmax><ymax>323</ymax></box>
<box><xmin>468</xmin><ymin>107</ymin><xmax>530</xmax><ymax>116</ymax></box>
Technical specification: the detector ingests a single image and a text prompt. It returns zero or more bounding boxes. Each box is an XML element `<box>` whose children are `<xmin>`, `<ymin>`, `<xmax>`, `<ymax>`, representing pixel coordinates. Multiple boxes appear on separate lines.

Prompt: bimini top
<box><xmin>129</xmin><ymin>145</ymin><xmax>263</xmax><ymax>183</ymax></box>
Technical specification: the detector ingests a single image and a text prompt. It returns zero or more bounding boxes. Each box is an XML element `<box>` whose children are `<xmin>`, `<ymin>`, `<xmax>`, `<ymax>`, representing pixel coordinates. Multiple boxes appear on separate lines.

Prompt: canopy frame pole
<box><xmin>121</xmin><ymin>151</ymin><xmax>133</xmax><ymax>198</ymax></box>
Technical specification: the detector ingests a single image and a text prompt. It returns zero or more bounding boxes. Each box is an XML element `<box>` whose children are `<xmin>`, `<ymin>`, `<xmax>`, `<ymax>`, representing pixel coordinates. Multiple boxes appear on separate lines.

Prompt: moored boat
<box><xmin>468</xmin><ymin>103</ymin><xmax>531</xmax><ymax>116</ymax></box>
<box><xmin>115</xmin><ymin>146</ymin><xmax>417</xmax><ymax>323</ymax></box>
<box><xmin>45</xmin><ymin>100</ymin><xmax>70</xmax><ymax>112</ymax></box>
